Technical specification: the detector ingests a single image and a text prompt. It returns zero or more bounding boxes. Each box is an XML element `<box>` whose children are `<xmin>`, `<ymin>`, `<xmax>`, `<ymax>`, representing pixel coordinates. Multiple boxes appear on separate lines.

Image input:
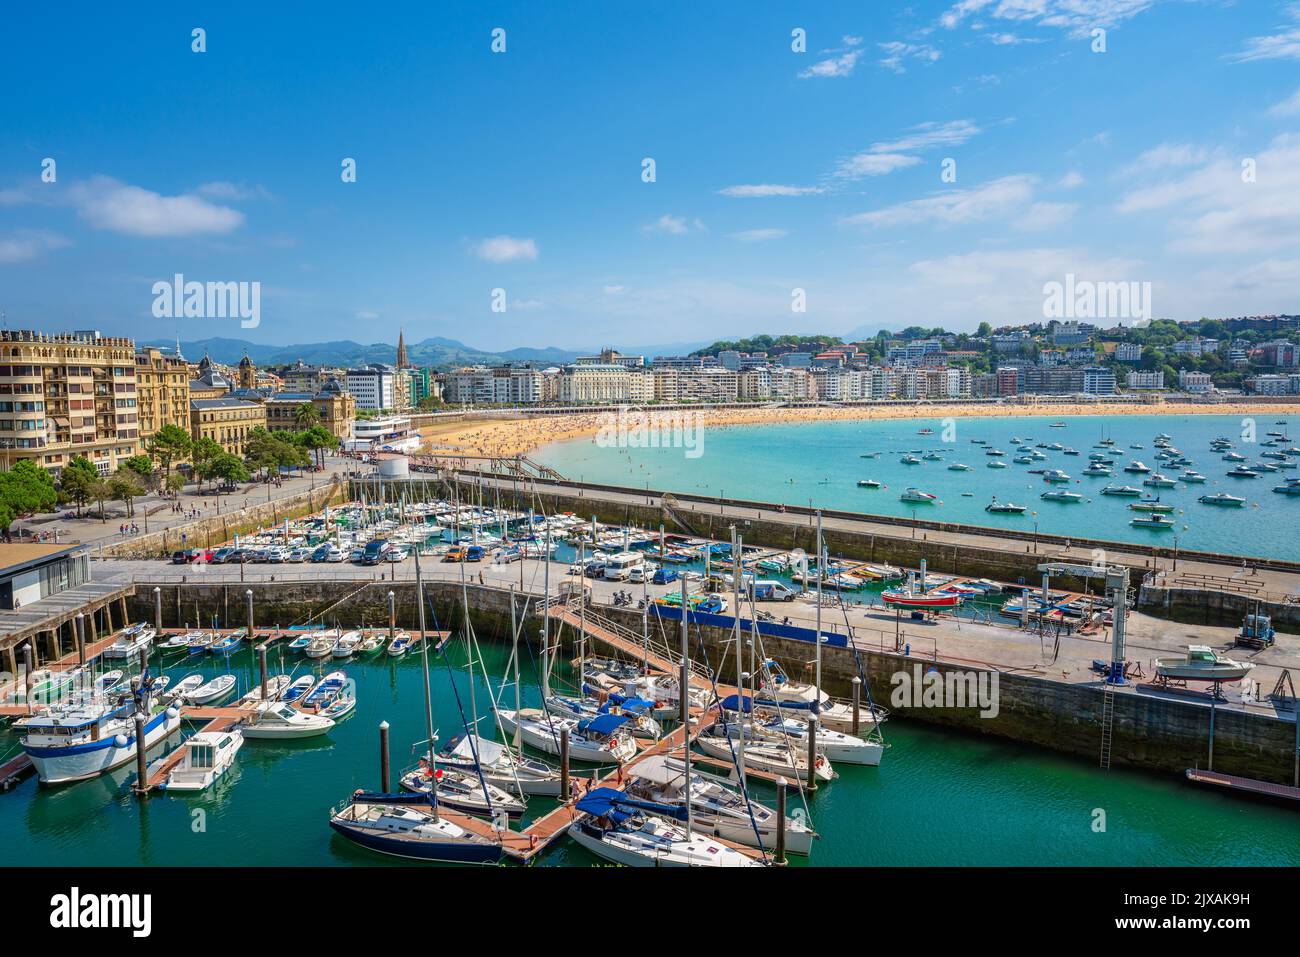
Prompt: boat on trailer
<box><xmin>1154</xmin><ymin>646</ymin><xmax>1254</xmax><ymax>683</ymax></box>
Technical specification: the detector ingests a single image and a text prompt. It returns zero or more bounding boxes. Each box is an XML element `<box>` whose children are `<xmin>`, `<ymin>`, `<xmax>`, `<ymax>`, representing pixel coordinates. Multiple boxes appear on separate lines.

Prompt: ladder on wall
<box><xmin>1099</xmin><ymin>684</ymin><xmax>1116</xmax><ymax>769</ymax></box>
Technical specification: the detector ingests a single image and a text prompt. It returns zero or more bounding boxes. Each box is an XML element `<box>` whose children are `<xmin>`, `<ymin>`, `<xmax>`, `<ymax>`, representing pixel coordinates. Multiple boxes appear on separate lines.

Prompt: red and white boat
<box><xmin>881</xmin><ymin>575</ymin><xmax>965</xmax><ymax>610</ymax></box>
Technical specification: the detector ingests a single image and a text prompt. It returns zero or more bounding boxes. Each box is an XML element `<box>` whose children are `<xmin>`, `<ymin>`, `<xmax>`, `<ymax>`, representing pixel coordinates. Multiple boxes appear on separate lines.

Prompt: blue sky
<box><xmin>2</xmin><ymin>0</ymin><xmax>1300</xmax><ymax>351</ymax></box>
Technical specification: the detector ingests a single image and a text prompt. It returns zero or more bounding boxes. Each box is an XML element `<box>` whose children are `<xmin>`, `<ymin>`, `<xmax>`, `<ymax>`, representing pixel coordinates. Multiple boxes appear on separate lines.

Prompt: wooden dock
<box><xmin>1185</xmin><ymin>768</ymin><xmax>1300</xmax><ymax>802</ymax></box>
<box><xmin>142</xmin><ymin>712</ymin><xmax>242</xmax><ymax>791</ymax></box>
<box><xmin>0</xmin><ymin>753</ymin><xmax>33</xmax><ymax>791</ymax></box>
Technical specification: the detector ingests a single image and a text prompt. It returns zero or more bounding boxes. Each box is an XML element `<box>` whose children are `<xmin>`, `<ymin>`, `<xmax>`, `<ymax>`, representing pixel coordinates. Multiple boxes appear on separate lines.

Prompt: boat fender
<box><xmin>113</xmin><ymin>734</ymin><xmax>129</xmax><ymax>748</ymax></box>
<box><xmin>166</xmin><ymin>706</ymin><xmax>180</xmax><ymax>719</ymax></box>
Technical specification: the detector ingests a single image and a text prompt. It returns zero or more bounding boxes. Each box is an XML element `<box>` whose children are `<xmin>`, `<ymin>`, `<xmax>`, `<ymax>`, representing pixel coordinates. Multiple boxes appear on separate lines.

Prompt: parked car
<box><xmin>361</xmin><ymin>540</ymin><xmax>391</xmax><ymax>566</ymax></box>
<box><xmin>171</xmin><ymin>549</ymin><xmax>207</xmax><ymax>564</ymax></box>
<box><xmin>651</xmin><ymin>568</ymin><xmax>680</xmax><ymax>585</ymax></box>
<box><xmin>385</xmin><ymin>546</ymin><xmax>409</xmax><ymax>563</ymax></box>
<box><xmin>443</xmin><ymin>546</ymin><xmax>467</xmax><ymax>562</ymax></box>
<box><xmin>287</xmin><ymin>547</ymin><xmax>311</xmax><ymax>563</ymax></box>
<box><xmin>324</xmin><ymin>545</ymin><xmax>345</xmax><ymax>563</ymax></box>
<box><xmin>627</xmin><ymin>566</ymin><xmax>648</xmax><ymax>584</ymax></box>
<box><xmin>465</xmin><ymin>545</ymin><xmax>485</xmax><ymax>562</ymax></box>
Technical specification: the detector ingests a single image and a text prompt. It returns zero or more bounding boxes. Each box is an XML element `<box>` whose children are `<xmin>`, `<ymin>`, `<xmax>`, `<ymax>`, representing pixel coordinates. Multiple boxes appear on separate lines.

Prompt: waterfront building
<box><xmin>556</xmin><ymin>364</ymin><xmax>652</xmax><ymax>404</ymax></box>
<box><xmin>575</xmin><ymin>348</ymin><xmax>645</xmax><ymax>369</ymax></box>
<box><xmin>0</xmin><ymin>329</ymin><xmax>140</xmax><ymax>476</ymax></box>
<box><xmin>345</xmin><ymin>364</ymin><xmax>400</xmax><ymax>410</ymax></box>
<box><xmin>189</xmin><ymin>396</ymin><xmax>267</xmax><ymax>456</ymax></box>
<box><xmin>263</xmin><ymin>380</ymin><xmax>356</xmax><ymax>440</ymax></box>
<box><xmin>653</xmin><ymin>368</ymin><xmax>738</xmax><ymax>403</ymax></box>
<box><xmin>0</xmin><ymin>542</ymin><xmax>90</xmax><ymax>611</ymax></box>
<box><xmin>1178</xmin><ymin>370</ymin><xmax>1213</xmax><ymax>393</ymax></box>
<box><xmin>1247</xmin><ymin>374</ymin><xmax>1293</xmax><ymax>396</ymax></box>
<box><xmin>134</xmin><ymin>346</ymin><xmax>190</xmax><ymax>442</ymax></box>
<box><xmin>1126</xmin><ymin>370</ymin><xmax>1165</xmax><ymax>390</ymax></box>
<box><xmin>1083</xmin><ymin>366</ymin><xmax>1117</xmax><ymax>396</ymax></box>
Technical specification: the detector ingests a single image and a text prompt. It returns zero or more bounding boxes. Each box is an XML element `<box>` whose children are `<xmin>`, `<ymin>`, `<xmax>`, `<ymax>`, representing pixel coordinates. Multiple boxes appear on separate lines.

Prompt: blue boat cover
<box><xmin>576</xmin><ymin>787</ymin><xmax>687</xmax><ymax>822</ymax></box>
<box><xmin>578</xmin><ymin>713</ymin><xmax>631</xmax><ymax>736</ymax></box>
<box><xmin>720</xmin><ymin>694</ymin><xmax>753</xmax><ymax>713</ymax></box>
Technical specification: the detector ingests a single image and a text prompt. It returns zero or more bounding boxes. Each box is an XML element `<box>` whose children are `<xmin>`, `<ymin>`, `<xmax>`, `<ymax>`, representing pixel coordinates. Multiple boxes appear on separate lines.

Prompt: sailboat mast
<box><xmin>815</xmin><ymin>511</ymin><xmax>823</xmax><ymax>705</ymax></box>
<box><xmin>679</xmin><ymin>573</ymin><xmax>692</xmax><ymax>841</ymax></box>
<box><xmin>510</xmin><ymin>586</ymin><xmax>521</xmax><ymax>747</ymax></box>
<box><xmin>460</xmin><ymin>559</ymin><xmax>477</xmax><ymax>739</ymax></box>
<box><xmin>731</xmin><ymin>527</ymin><xmax>746</xmax><ymax>792</ymax></box>
<box><xmin>541</xmin><ymin>526</ymin><xmax>551</xmax><ymax>700</ymax></box>
<box><xmin>413</xmin><ymin>545</ymin><xmax>438</xmax><ymax>822</ymax></box>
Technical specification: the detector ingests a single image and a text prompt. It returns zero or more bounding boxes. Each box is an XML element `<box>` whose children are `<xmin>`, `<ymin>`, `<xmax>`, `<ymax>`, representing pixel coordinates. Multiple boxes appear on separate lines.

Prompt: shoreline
<box><xmin>417</xmin><ymin>401</ymin><xmax>1300</xmax><ymax>459</ymax></box>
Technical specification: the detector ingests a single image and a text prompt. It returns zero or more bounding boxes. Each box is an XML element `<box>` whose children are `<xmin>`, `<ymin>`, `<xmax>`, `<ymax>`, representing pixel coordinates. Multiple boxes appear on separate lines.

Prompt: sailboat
<box><xmin>399</xmin><ymin>759</ymin><xmax>527</xmax><ymax>819</ymax></box>
<box><xmin>570</xmin><ymin>787</ymin><xmax>762</xmax><ymax>867</ymax></box>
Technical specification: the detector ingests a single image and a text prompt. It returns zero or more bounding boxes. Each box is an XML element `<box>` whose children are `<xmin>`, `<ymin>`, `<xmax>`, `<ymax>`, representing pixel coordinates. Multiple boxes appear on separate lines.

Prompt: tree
<box><xmin>204</xmin><ymin>452</ymin><xmax>251</xmax><ymax>487</ymax></box>
<box><xmin>298</xmin><ymin>424</ymin><xmax>338</xmax><ymax>468</ymax></box>
<box><xmin>976</xmin><ymin>321</ymin><xmax>993</xmax><ymax>337</ymax></box>
<box><xmin>59</xmin><ymin>456</ymin><xmax>99</xmax><ymax>517</ymax></box>
<box><xmin>189</xmin><ymin>436</ymin><xmax>223</xmax><ymax>491</ymax></box>
<box><xmin>108</xmin><ymin>471</ymin><xmax>144</xmax><ymax>518</ymax></box>
<box><xmin>0</xmin><ymin>460</ymin><xmax>57</xmax><ymax>530</ymax></box>
<box><xmin>293</xmin><ymin>402</ymin><xmax>321</xmax><ymax>429</ymax></box>
<box><xmin>121</xmin><ymin>454</ymin><xmax>156</xmax><ymax>491</ymax></box>
<box><xmin>89</xmin><ymin>477</ymin><xmax>112</xmax><ymax>522</ymax></box>
<box><xmin>146</xmin><ymin>424</ymin><xmax>192</xmax><ymax>484</ymax></box>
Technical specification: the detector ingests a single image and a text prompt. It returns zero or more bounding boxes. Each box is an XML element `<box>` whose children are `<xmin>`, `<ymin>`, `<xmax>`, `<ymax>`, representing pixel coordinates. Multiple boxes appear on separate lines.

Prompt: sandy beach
<box><xmin>415</xmin><ymin>400</ymin><xmax>1300</xmax><ymax>460</ymax></box>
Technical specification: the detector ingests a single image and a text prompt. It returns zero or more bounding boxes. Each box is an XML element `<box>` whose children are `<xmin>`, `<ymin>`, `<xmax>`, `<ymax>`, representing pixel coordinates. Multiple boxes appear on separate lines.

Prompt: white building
<box><xmin>1126</xmin><ymin>370</ymin><xmax>1165</xmax><ymax>390</ymax></box>
<box><xmin>344</xmin><ymin>364</ymin><xmax>399</xmax><ymax>410</ymax></box>
<box><xmin>1177</xmin><ymin>370</ymin><xmax>1213</xmax><ymax>393</ymax></box>
<box><xmin>1115</xmin><ymin>343</ymin><xmax>1142</xmax><ymax>362</ymax></box>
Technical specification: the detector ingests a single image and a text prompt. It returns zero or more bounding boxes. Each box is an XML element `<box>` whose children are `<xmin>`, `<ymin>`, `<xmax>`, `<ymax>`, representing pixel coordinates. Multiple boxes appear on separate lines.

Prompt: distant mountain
<box><xmin>141</xmin><ymin>336</ymin><xmax>583</xmax><ymax>370</ymax></box>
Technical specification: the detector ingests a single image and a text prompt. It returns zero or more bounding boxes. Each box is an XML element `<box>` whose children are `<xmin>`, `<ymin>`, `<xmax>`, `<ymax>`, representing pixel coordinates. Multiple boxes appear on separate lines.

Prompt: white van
<box><xmin>603</xmin><ymin>551</ymin><xmax>645</xmax><ymax>581</ymax></box>
<box><xmin>754</xmin><ymin>580</ymin><xmax>796</xmax><ymax>602</ymax></box>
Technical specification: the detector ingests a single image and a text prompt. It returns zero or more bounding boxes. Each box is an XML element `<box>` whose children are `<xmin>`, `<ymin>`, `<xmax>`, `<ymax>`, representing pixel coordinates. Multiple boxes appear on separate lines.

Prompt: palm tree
<box><xmin>294</xmin><ymin>402</ymin><xmax>321</xmax><ymax>429</ymax></box>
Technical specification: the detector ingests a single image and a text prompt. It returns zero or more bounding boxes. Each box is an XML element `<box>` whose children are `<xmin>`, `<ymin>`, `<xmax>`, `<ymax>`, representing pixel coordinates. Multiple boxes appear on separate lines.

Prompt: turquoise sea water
<box><xmin>533</xmin><ymin>414</ymin><xmax>1300</xmax><ymax>562</ymax></box>
<box><xmin>4</xmin><ymin>642</ymin><xmax>1299</xmax><ymax>867</ymax></box>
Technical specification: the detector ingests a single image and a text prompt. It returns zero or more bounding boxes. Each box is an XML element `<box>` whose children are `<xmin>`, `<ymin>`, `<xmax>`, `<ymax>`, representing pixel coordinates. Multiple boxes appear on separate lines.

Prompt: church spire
<box><xmin>396</xmin><ymin>327</ymin><xmax>408</xmax><ymax>368</ymax></box>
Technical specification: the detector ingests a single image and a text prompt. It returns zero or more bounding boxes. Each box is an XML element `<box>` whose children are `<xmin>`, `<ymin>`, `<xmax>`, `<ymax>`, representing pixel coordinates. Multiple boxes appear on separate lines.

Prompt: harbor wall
<box><xmin>1139</xmin><ymin>582</ymin><xmax>1300</xmax><ymax>632</ymax></box>
<box><xmin>97</xmin><ymin>478</ymin><xmax>351</xmax><ymax>561</ymax></box>
<box><xmin>125</xmin><ymin>580</ymin><xmax>1300</xmax><ymax>787</ymax></box>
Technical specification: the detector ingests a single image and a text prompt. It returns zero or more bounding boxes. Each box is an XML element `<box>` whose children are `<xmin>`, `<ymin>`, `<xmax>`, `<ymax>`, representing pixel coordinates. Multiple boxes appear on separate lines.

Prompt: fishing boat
<box><xmin>103</xmin><ymin>623</ymin><xmax>155</xmax><ymax>660</ymax></box>
<box><xmin>1101</xmin><ymin>485</ymin><xmax>1142</xmax><ymax>497</ymax></box>
<box><xmin>236</xmin><ymin>675</ymin><xmax>291</xmax><ymax>705</ymax></box>
<box><xmin>328</xmin><ymin>792</ymin><xmax>502</xmax><ymax>864</ymax></box>
<box><xmin>387</xmin><ymin>631</ymin><xmax>413</xmax><ymax>657</ymax></box>
<box><xmin>305</xmin><ymin>631</ymin><xmax>339</xmax><ymax>659</ymax></box>
<box><xmin>1199</xmin><ymin>492</ymin><xmax>1246</xmax><ymax>507</ymax></box>
<box><xmin>1040</xmin><ymin>490</ymin><xmax>1083</xmax><ymax>503</ymax></box>
<box><xmin>240</xmin><ymin>701</ymin><xmax>335</xmax><ymax>739</ymax></box>
<box><xmin>570</xmin><ymin>787</ymin><xmax>761</xmax><ymax>867</ymax></box>
<box><xmin>302</xmin><ymin>671</ymin><xmax>349</xmax><ymax>712</ymax></box>
<box><xmin>437</xmin><ymin>734</ymin><xmax>564</xmax><ymax>796</ymax></box>
<box><xmin>333</xmin><ymin>631</ymin><xmax>363</xmax><ymax>659</ymax></box>
<box><xmin>281</xmin><ymin>674</ymin><xmax>316</xmax><ymax>703</ymax></box>
<box><xmin>17</xmin><ymin>685</ymin><xmax>181</xmax><ymax>785</ymax></box>
<box><xmin>161</xmin><ymin>729</ymin><xmax>244</xmax><ymax>792</ymax></box>
<box><xmin>881</xmin><ymin>581</ymin><xmax>963</xmax><ymax>609</ymax></box>
<box><xmin>985</xmin><ymin>499</ymin><xmax>1026</xmax><ymax>514</ymax></box>
<box><xmin>188</xmin><ymin>674</ymin><xmax>237</xmax><ymax>705</ymax></box>
<box><xmin>399</xmin><ymin>761</ymin><xmax>527</xmax><ymax>819</ymax></box>
<box><xmin>624</xmin><ymin>754</ymin><xmax>814</xmax><ymax>855</ymax></box>
<box><xmin>357</xmin><ymin>633</ymin><xmax>388</xmax><ymax>655</ymax></box>
<box><xmin>1154</xmin><ymin>646</ymin><xmax>1254</xmax><ymax>683</ymax></box>
<box><xmin>209</xmin><ymin>632</ymin><xmax>243</xmax><ymax>656</ymax></box>
<box><xmin>1130</xmin><ymin>514</ymin><xmax>1175</xmax><ymax>529</ymax></box>
<box><xmin>496</xmin><ymin>709</ymin><xmax>638</xmax><ymax>764</ymax></box>
<box><xmin>695</xmin><ymin>722</ymin><xmax>835</xmax><ymax>783</ymax></box>
<box><xmin>899</xmin><ymin>488</ymin><xmax>938</xmax><ymax>504</ymax></box>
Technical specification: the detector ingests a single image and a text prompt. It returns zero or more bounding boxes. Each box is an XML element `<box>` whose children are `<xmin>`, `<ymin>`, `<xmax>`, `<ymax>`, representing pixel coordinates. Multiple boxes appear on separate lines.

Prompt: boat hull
<box><xmin>329</xmin><ymin>820</ymin><xmax>501</xmax><ymax>864</ymax></box>
<box><xmin>26</xmin><ymin>708</ymin><xmax>180</xmax><ymax>785</ymax></box>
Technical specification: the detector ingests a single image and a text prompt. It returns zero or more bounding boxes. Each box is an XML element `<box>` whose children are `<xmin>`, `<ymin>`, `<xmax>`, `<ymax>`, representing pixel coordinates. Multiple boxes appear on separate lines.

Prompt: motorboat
<box><xmin>744</xmin><ymin>706</ymin><xmax>882</xmax><ymax>766</ymax></box>
<box><xmin>899</xmin><ymin>488</ymin><xmax>938</xmax><ymax>504</ymax></box>
<box><xmin>161</xmin><ymin>729</ymin><xmax>244</xmax><ymax>792</ymax></box>
<box><xmin>333</xmin><ymin>631</ymin><xmax>363</xmax><ymax>659</ymax></box>
<box><xmin>495</xmin><ymin>709</ymin><xmax>638</xmax><ymax>764</ymax></box>
<box><xmin>881</xmin><ymin>582</ymin><xmax>963</xmax><ymax>609</ymax></box>
<box><xmin>1181</xmin><ymin>471</ymin><xmax>1207</xmax><ymax>483</ymax></box>
<box><xmin>240</xmin><ymin>701</ymin><xmax>335</xmax><ymax>739</ymax></box>
<box><xmin>1122</xmin><ymin>461</ymin><xmax>1150</xmax><ymax>474</ymax></box>
<box><xmin>857</xmin><ymin>479</ymin><xmax>881</xmax><ymax>488</ymax></box>
<box><xmin>623</xmin><ymin>753</ymin><xmax>815</xmax><ymax>856</ymax></box>
<box><xmin>948</xmin><ymin>463</ymin><xmax>972</xmax><ymax>471</ymax></box>
<box><xmin>1082</xmin><ymin>465</ymin><xmax>1113</xmax><ymax>476</ymax></box>
<box><xmin>986</xmin><ymin>460</ymin><xmax>1007</xmax><ymax>469</ymax></box>
<box><xmin>437</xmin><ymin>734</ymin><xmax>563</xmax><ymax>797</ymax></box>
<box><xmin>387</xmin><ymin>631</ymin><xmax>413</xmax><ymax>657</ymax></box>
<box><xmin>571</xmin><ymin>787</ymin><xmax>762</xmax><ymax>867</ymax></box>
<box><xmin>1040</xmin><ymin>490</ymin><xmax>1083</xmax><ymax>503</ymax></box>
<box><xmin>1130</xmin><ymin>514</ymin><xmax>1175</xmax><ymax>529</ymax></box>
<box><xmin>158</xmin><ymin>632</ymin><xmax>197</xmax><ymax>653</ymax></box>
<box><xmin>1129</xmin><ymin>500</ymin><xmax>1174</xmax><ymax>513</ymax></box>
<box><xmin>1101</xmin><ymin>485</ymin><xmax>1142</xmax><ymax>497</ymax></box>
<box><xmin>1143</xmin><ymin>474</ymin><xmax>1176</xmax><ymax>488</ymax></box>
<box><xmin>399</xmin><ymin>761</ymin><xmax>527</xmax><ymax>819</ymax></box>
<box><xmin>1041</xmin><ymin>469</ymin><xmax>1071</xmax><ymax>483</ymax></box>
<box><xmin>1199</xmin><ymin>493</ymin><xmax>1246</xmax><ymax>507</ymax></box>
<box><xmin>103</xmin><ymin>623</ymin><xmax>155</xmax><ymax>660</ymax></box>
<box><xmin>1226</xmin><ymin>466</ymin><xmax>1259</xmax><ymax>478</ymax></box>
<box><xmin>1154</xmin><ymin>646</ymin><xmax>1254</xmax><ymax>683</ymax></box>
<box><xmin>189</xmin><ymin>674</ymin><xmax>237</xmax><ymax>705</ymax></box>
<box><xmin>328</xmin><ymin>792</ymin><xmax>502</xmax><ymax>864</ymax></box>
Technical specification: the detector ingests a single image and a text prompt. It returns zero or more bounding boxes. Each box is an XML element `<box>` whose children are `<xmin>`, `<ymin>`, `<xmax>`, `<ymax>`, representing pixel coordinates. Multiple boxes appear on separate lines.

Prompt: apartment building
<box><xmin>0</xmin><ymin>330</ymin><xmax>140</xmax><ymax>475</ymax></box>
<box><xmin>190</xmin><ymin>396</ymin><xmax>267</xmax><ymax>456</ymax></box>
<box><xmin>653</xmin><ymin>368</ymin><xmax>738</xmax><ymax>403</ymax></box>
<box><xmin>345</xmin><ymin>364</ymin><xmax>400</xmax><ymax>410</ymax></box>
<box><xmin>1126</xmin><ymin>370</ymin><xmax>1165</xmax><ymax>390</ymax></box>
<box><xmin>134</xmin><ymin>346</ymin><xmax>190</xmax><ymax>441</ymax></box>
<box><xmin>263</xmin><ymin>380</ymin><xmax>356</xmax><ymax>440</ymax></box>
<box><xmin>1178</xmin><ymin>370</ymin><xmax>1213</xmax><ymax>393</ymax></box>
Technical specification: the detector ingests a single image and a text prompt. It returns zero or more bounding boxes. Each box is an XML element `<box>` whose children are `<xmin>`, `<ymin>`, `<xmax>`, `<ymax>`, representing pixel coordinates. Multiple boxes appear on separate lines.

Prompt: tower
<box><xmin>396</xmin><ymin>328</ymin><xmax>408</xmax><ymax>369</ymax></box>
<box><xmin>238</xmin><ymin>352</ymin><xmax>256</xmax><ymax>390</ymax></box>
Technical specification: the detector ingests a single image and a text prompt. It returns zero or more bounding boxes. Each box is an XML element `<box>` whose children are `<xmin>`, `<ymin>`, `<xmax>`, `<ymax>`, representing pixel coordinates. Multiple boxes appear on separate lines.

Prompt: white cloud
<box><xmin>1116</xmin><ymin>134</ymin><xmax>1300</xmax><ymax>254</ymax></box>
<box><xmin>869</xmin><ymin>119</ymin><xmax>983</xmax><ymax>154</ymax></box>
<box><xmin>1124</xmin><ymin>142</ymin><xmax>1210</xmax><ymax>173</ymax></box>
<box><xmin>602</xmin><ymin>284</ymin><xmax>626</xmax><ymax>295</ymax></box>
<box><xmin>1228</xmin><ymin>4</ymin><xmax>1300</xmax><ymax>62</ymax></box>
<box><xmin>355</xmin><ymin>310</ymin><xmax>380</xmax><ymax>320</ymax></box>
<box><xmin>728</xmin><ymin>228</ymin><xmax>788</xmax><ymax>242</ymax></box>
<box><xmin>642</xmin><ymin>214</ymin><xmax>705</xmax><ymax>235</ymax></box>
<box><xmin>842</xmin><ymin>174</ymin><xmax>1036</xmax><ymax>228</ymax></box>
<box><xmin>939</xmin><ymin>0</ymin><xmax>1155</xmax><ymax>38</ymax></box>
<box><xmin>1059</xmin><ymin>170</ymin><xmax>1085</xmax><ymax>188</ymax></box>
<box><xmin>65</xmin><ymin>178</ymin><xmax>244</xmax><ymax>237</ymax></box>
<box><xmin>719</xmin><ymin>184</ymin><xmax>824</xmax><ymax>198</ymax></box>
<box><xmin>835</xmin><ymin>153</ymin><xmax>922</xmax><ymax>178</ymax></box>
<box><xmin>472</xmin><ymin>235</ymin><xmax>539</xmax><ymax>262</ymax></box>
<box><xmin>1269</xmin><ymin>86</ymin><xmax>1300</xmax><ymax>116</ymax></box>
<box><xmin>0</xmin><ymin>229</ymin><xmax>69</xmax><ymax>264</ymax></box>
<box><xmin>1015</xmin><ymin>201</ymin><xmax>1078</xmax><ymax>231</ymax></box>
<box><xmin>843</xmin><ymin>35</ymin><xmax>864</xmax><ymax>47</ymax></box>
<box><xmin>878</xmin><ymin>41</ymin><xmax>941</xmax><ymax>73</ymax></box>
<box><xmin>798</xmin><ymin>49</ymin><xmax>863</xmax><ymax>78</ymax></box>
<box><xmin>196</xmin><ymin>181</ymin><xmax>268</xmax><ymax>201</ymax></box>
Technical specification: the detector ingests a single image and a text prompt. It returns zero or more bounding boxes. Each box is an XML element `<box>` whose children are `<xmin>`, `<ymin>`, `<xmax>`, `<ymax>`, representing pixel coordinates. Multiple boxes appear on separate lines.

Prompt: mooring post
<box><xmin>559</xmin><ymin>726</ymin><xmax>571</xmax><ymax>801</ymax></box>
<box><xmin>132</xmin><ymin>711</ymin><xmax>148</xmax><ymax>796</ymax></box>
<box><xmin>75</xmin><ymin>613</ymin><xmax>86</xmax><ymax>666</ymax></box>
<box><xmin>245</xmin><ymin>589</ymin><xmax>254</xmax><ymax>638</ymax></box>
<box><xmin>774</xmin><ymin>776</ymin><xmax>788</xmax><ymax>867</ymax></box>
<box><xmin>1208</xmin><ymin>699</ymin><xmax>1216</xmax><ymax>771</ymax></box>
<box><xmin>258</xmin><ymin>644</ymin><xmax>268</xmax><ymax>703</ymax></box>
<box><xmin>379</xmin><ymin>721</ymin><xmax>391</xmax><ymax>793</ymax></box>
<box><xmin>153</xmin><ymin>586</ymin><xmax>162</xmax><ymax>633</ymax></box>
<box><xmin>387</xmin><ymin>590</ymin><xmax>396</xmax><ymax>641</ymax></box>
<box><xmin>22</xmin><ymin>645</ymin><xmax>33</xmax><ymax>716</ymax></box>
<box><xmin>806</xmin><ymin>716</ymin><xmax>819</xmax><ymax>793</ymax></box>
<box><xmin>851</xmin><ymin>676</ymin><xmax>862</xmax><ymax>736</ymax></box>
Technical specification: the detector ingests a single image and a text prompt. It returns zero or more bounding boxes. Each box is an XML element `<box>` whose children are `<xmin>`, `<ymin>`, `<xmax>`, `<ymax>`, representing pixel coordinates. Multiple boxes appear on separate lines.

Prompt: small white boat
<box><xmin>189</xmin><ymin>674</ymin><xmax>237</xmax><ymax>705</ymax></box>
<box><xmin>94</xmin><ymin>670</ymin><xmax>125</xmax><ymax>695</ymax></box>
<box><xmin>305</xmin><ymin>631</ymin><xmax>339</xmax><ymax>659</ymax></box>
<box><xmin>1154</xmin><ymin>646</ymin><xmax>1254</xmax><ymax>683</ymax></box>
<box><xmin>358</xmin><ymin>633</ymin><xmax>387</xmax><ymax>655</ymax></box>
<box><xmin>387</xmin><ymin>631</ymin><xmax>413</xmax><ymax>657</ymax></box>
<box><xmin>237</xmin><ymin>675</ymin><xmax>291</xmax><ymax>705</ymax></box>
<box><xmin>240</xmin><ymin>701</ymin><xmax>335</xmax><ymax>739</ymax></box>
<box><xmin>695</xmin><ymin>722</ymin><xmax>835</xmax><ymax>783</ymax></box>
<box><xmin>103</xmin><ymin>623</ymin><xmax>155</xmax><ymax>660</ymax></box>
<box><xmin>158</xmin><ymin>632</ymin><xmax>196</xmax><ymax>653</ymax></box>
<box><xmin>164</xmin><ymin>673</ymin><xmax>205</xmax><ymax>705</ymax></box>
<box><xmin>437</xmin><ymin>734</ymin><xmax>563</xmax><ymax>797</ymax></box>
<box><xmin>571</xmin><ymin>787</ymin><xmax>762</xmax><ymax>867</ymax></box>
<box><xmin>496</xmin><ymin>708</ymin><xmax>638</xmax><ymax>764</ymax></box>
<box><xmin>162</xmin><ymin>729</ymin><xmax>245</xmax><ymax>792</ymax></box>
<box><xmin>280</xmin><ymin>674</ymin><xmax>315</xmax><ymax>704</ymax></box>
<box><xmin>333</xmin><ymin>631</ymin><xmax>363</xmax><ymax>659</ymax></box>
